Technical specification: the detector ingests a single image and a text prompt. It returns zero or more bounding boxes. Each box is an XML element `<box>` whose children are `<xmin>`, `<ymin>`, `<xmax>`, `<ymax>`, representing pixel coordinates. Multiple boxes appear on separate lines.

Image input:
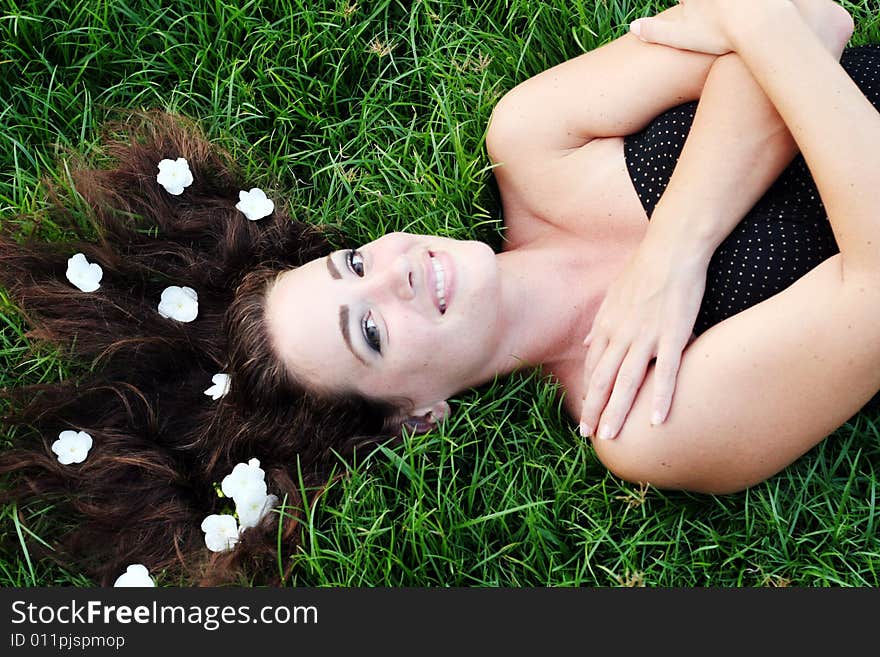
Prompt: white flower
<box><xmin>157</xmin><ymin>285</ymin><xmax>198</xmax><ymax>322</ymax></box>
<box><xmin>235</xmin><ymin>188</ymin><xmax>274</xmax><ymax>221</ymax></box>
<box><xmin>236</xmin><ymin>492</ymin><xmax>278</xmax><ymax>530</ymax></box>
<box><xmin>221</xmin><ymin>458</ymin><xmax>266</xmax><ymax>500</ymax></box>
<box><xmin>200</xmin><ymin>514</ymin><xmax>240</xmax><ymax>553</ymax></box>
<box><xmin>200</xmin><ymin>458</ymin><xmax>278</xmax><ymax>550</ymax></box>
<box><xmin>204</xmin><ymin>373</ymin><xmax>231</xmax><ymax>400</ymax></box>
<box><xmin>65</xmin><ymin>253</ymin><xmax>102</xmax><ymax>292</ymax></box>
<box><xmin>113</xmin><ymin>564</ymin><xmax>155</xmax><ymax>587</ymax></box>
<box><xmin>50</xmin><ymin>430</ymin><xmax>93</xmax><ymax>465</ymax></box>
<box><xmin>156</xmin><ymin>157</ymin><xmax>194</xmax><ymax>195</ymax></box>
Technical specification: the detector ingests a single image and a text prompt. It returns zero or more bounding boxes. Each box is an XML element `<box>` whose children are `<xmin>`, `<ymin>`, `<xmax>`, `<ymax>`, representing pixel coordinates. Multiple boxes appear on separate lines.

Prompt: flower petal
<box><xmin>235</xmin><ymin>188</ymin><xmax>274</xmax><ymax>221</ymax></box>
<box><xmin>158</xmin><ymin>285</ymin><xmax>199</xmax><ymax>322</ymax></box>
<box><xmin>201</xmin><ymin>514</ymin><xmax>240</xmax><ymax>552</ymax></box>
<box><xmin>51</xmin><ymin>430</ymin><xmax>93</xmax><ymax>465</ymax></box>
<box><xmin>221</xmin><ymin>458</ymin><xmax>267</xmax><ymax>499</ymax></box>
<box><xmin>204</xmin><ymin>373</ymin><xmax>231</xmax><ymax>400</ymax></box>
<box><xmin>237</xmin><ymin>492</ymin><xmax>278</xmax><ymax>529</ymax></box>
<box><xmin>66</xmin><ymin>253</ymin><xmax>102</xmax><ymax>292</ymax></box>
<box><xmin>113</xmin><ymin>564</ymin><xmax>155</xmax><ymax>587</ymax></box>
<box><xmin>157</xmin><ymin>157</ymin><xmax>194</xmax><ymax>195</ymax></box>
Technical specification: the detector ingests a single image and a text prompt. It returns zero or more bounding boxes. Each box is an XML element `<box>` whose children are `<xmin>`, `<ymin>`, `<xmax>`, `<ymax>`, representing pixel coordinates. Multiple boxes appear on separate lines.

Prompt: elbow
<box><xmin>589</xmin><ymin>436</ymin><xmax>682</xmax><ymax>490</ymax></box>
<box><xmin>590</xmin><ymin>432</ymin><xmax>757</xmax><ymax>496</ymax></box>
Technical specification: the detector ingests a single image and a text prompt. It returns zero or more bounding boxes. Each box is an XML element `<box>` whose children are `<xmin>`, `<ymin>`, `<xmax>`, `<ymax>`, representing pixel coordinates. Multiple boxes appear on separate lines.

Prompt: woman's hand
<box><xmin>629</xmin><ymin>0</ymin><xmax>789</xmax><ymax>55</ymax></box>
<box><xmin>579</xmin><ymin>232</ymin><xmax>710</xmax><ymax>440</ymax></box>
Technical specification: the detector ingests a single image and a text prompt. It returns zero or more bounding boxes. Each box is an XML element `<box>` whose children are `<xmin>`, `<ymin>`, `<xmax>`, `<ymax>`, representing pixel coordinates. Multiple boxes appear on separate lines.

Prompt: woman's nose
<box><xmin>368</xmin><ymin>253</ymin><xmax>415</xmax><ymax>302</ymax></box>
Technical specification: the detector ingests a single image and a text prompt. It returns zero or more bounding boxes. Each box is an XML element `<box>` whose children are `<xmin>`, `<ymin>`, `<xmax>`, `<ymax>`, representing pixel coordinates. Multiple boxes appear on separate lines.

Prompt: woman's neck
<box><xmin>487</xmin><ymin>232</ymin><xmax>632</xmax><ymax>379</ymax></box>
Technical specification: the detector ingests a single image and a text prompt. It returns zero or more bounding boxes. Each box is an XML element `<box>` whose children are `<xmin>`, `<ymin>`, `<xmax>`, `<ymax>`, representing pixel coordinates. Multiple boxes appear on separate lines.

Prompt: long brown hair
<box><xmin>0</xmin><ymin>111</ymin><xmax>399</xmax><ymax>585</ymax></box>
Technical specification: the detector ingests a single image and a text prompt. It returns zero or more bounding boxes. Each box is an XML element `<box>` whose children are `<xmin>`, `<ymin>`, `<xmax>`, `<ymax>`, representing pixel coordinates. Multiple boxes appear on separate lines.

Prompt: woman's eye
<box><xmin>362</xmin><ymin>311</ymin><xmax>381</xmax><ymax>354</ymax></box>
<box><xmin>346</xmin><ymin>249</ymin><xmax>365</xmax><ymax>277</ymax></box>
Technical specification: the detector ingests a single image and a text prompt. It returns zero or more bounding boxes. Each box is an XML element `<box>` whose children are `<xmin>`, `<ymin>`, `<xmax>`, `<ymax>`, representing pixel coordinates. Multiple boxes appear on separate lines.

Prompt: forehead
<box><xmin>264</xmin><ymin>257</ymin><xmax>360</xmax><ymax>389</ymax></box>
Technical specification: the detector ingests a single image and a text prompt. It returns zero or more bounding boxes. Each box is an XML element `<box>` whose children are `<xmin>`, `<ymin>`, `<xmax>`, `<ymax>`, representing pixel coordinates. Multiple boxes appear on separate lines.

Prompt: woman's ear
<box><xmin>399</xmin><ymin>400</ymin><xmax>451</xmax><ymax>435</ymax></box>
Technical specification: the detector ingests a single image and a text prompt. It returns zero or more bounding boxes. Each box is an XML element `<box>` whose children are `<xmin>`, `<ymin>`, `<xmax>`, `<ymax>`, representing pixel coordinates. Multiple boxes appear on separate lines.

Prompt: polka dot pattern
<box><xmin>624</xmin><ymin>45</ymin><xmax>880</xmax><ymax>336</ymax></box>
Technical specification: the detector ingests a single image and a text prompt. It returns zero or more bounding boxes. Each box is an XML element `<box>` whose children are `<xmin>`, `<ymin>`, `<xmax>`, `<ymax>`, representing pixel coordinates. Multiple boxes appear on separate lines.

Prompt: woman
<box><xmin>265</xmin><ymin>0</ymin><xmax>874</xmax><ymax>496</ymax></box>
<box><xmin>1</xmin><ymin>0</ymin><xmax>876</xmax><ymax>584</ymax></box>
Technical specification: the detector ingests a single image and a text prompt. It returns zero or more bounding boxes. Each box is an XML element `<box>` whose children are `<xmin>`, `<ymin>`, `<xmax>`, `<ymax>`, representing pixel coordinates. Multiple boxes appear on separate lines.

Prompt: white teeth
<box><xmin>430</xmin><ymin>254</ymin><xmax>447</xmax><ymax>313</ymax></box>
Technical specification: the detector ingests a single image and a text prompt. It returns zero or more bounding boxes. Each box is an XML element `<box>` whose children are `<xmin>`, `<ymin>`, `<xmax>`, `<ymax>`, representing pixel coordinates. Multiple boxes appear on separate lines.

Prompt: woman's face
<box><xmin>264</xmin><ymin>232</ymin><xmax>502</xmax><ymax>413</ymax></box>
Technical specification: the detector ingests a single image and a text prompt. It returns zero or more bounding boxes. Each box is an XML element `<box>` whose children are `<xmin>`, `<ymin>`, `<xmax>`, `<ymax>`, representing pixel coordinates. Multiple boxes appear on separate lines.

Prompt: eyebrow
<box><xmin>326</xmin><ymin>254</ymin><xmax>341</xmax><ymax>280</ymax></box>
<box><xmin>329</xmin><ymin>253</ymin><xmax>368</xmax><ymax>366</ymax></box>
<box><xmin>339</xmin><ymin>304</ymin><xmax>367</xmax><ymax>366</ymax></box>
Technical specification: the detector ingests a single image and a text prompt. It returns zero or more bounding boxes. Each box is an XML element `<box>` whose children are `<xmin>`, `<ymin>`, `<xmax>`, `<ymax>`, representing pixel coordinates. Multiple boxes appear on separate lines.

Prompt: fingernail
<box><xmin>629</xmin><ymin>19</ymin><xmax>642</xmax><ymax>37</ymax></box>
<box><xmin>579</xmin><ymin>422</ymin><xmax>592</xmax><ymax>438</ymax></box>
<box><xmin>598</xmin><ymin>424</ymin><xmax>613</xmax><ymax>440</ymax></box>
<box><xmin>651</xmin><ymin>410</ymin><xmax>664</xmax><ymax>426</ymax></box>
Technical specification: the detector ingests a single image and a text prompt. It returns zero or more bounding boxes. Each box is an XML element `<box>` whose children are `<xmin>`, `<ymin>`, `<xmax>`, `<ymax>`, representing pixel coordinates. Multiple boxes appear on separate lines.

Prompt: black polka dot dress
<box><xmin>624</xmin><ymin>45</ymin><xmax>880</xmax><ymax>337</ymax></box>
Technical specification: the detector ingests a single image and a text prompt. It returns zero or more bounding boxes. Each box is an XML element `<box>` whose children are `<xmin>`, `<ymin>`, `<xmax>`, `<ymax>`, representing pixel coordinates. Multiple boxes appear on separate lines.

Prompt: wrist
<box><xmin>726</xmin><ymin>0</ymin><xmax>800</xmax><ymax>52</ymax></box>
<box><xmin>646</xmin><ymin>202</ymin><xmax>725</xmax><ymax>264</ymax></box>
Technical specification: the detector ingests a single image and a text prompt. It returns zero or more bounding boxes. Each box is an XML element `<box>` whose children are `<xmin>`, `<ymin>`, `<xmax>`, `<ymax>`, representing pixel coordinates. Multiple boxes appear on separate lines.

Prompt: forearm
<box><xmin>728</xmin><ymin>2</ymin><xmax>880</xmax><ymax>273</ymax></box>
<box><xmin>647</xmin><ymin>52</ymin><xmax>799</xmax><ymax>257</ymax></box>
<box><xmin>488</xmin><ymin>4</ymin><xmax>717</xmax><ymax>157</ymax></box>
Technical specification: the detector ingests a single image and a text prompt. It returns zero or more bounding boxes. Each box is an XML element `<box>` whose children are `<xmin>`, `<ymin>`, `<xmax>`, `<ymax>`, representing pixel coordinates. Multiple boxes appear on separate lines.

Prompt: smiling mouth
<box><xmin>429</xmin><ymin>251</ymin><xmax>447</xmax><ymax>314</ymax></box>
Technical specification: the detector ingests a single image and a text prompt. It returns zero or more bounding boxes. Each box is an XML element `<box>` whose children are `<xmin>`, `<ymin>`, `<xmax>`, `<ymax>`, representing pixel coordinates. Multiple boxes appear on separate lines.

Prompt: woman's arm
<box><xmin>588</xmin><ymin>1</ymin><xmax>880</xmax><ymax>493</ymax></box>
<box><xmin>579</xmin><ymin>1</ymin><xmax>854</xmax><ymax>441</ymax></box>
<box><xmin>487</xmin><ymin>5</ymin><xmax>718</xmax><ymax>212</ymax></box>
<box><xmin>728</xmin><ymin>9</ymin><xmax>880</xmax><ymax>275</ymax></box>
<box><xmin>638</xmin><ymin>0</ymin><xmax>880</xmax><ymax>272</ymax></box>
<box><xmin>487</xmin><ymin>4</ymin><xmax>715</xmax><ymax>157</ymax></box>
<box><xmin>646</xmin><ymin>0</ymin><xmax>854</xmax><ymax>252</ymax></box>
<box><xmin>648</xmin><ymin>55</ymin><xmax>802</xmax><ymax>254</ymax></box>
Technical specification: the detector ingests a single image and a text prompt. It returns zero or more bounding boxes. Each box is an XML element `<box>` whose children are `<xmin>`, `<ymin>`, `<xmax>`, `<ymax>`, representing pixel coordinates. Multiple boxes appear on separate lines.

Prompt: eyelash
<box><xmin>346</xmin><ymin>249</ymin><xmax>365</xmax><ymax>277</ymax></box>
<box><xmin>362</xmin><ymin>311</ymin><xmax>381</xmax><ymax>354</ymax></box>
<box><xmin>345</xmin><ymin>249</ymin><xmax>381</xmax><ymax>354</ymax></box>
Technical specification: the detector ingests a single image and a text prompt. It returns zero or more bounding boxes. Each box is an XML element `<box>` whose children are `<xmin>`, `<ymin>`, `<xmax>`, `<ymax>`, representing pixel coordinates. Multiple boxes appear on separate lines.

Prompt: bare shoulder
<box><xmin>491</xmin><ymin>134</ymin><xmax>649</xmax><ymax>241</ymax></box>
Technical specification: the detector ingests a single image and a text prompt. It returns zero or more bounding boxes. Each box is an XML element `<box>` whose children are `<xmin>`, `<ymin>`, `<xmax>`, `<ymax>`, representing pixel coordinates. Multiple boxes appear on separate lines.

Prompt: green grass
<box><xmin>2</xmin><ymin>0</ymin><xmax>880</xmax><ymax>587</ymax></box>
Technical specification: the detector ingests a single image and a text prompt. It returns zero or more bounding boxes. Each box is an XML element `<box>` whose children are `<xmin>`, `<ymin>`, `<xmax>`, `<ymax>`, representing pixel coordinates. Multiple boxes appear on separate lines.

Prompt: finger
<box><xmin>630</xmin><ymin>16</ymin><xmax>687</xmax><ymax>48</ymax></box>
<box><xmin>580</xmin><ymin>340</ymin><xmax>628</xmax><ymax>438</ymax></box>
<box><xmin>629</xmin><ymin>18</ymin><xmax>648</xmax><ymax>41</ymax></box>
<box><xmin>583</xmin><ymin>330</ymin><xmax>593</xmax><ymax>347</ymax></box>
<box><xmin>582</xmin><ymin>332</ymin><xmax>608</xmax><ymax>395</ymax></box>
<box><xmin>630</xmin><ymin>15</ymin><xmax>720</xmax><ymax>54</ymax></box>
<box><xmin>650</xmin><ymin>341</ymin><xmax>685</xmax><ymax>426</ymax></box>
<box><xmin>578</xmin><ymin>336</ymin><xmax>607</xmax><ymax>436</ymax></box>
<box><xmin>597</xmin><ymin>340</ymin><xmax>654</xmax><ymax>440</ymax></box>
